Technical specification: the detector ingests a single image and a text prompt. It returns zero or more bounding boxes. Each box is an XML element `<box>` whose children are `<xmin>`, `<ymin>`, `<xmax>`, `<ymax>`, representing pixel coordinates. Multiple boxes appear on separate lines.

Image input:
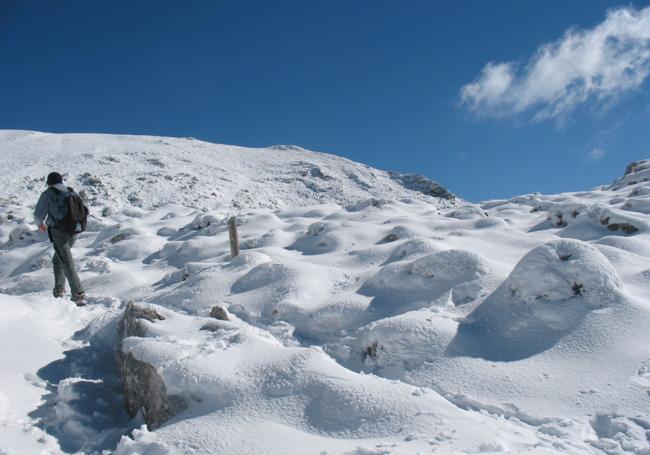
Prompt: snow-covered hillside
<box><xmin>1</xmin><ymin>131</ymin><xmax>649</xmax><ymax>455</ymax></box>
<box><xmin>0</xmin><ymin>130</ymin><xmax>455</xmax><ymax>210</ymax></box>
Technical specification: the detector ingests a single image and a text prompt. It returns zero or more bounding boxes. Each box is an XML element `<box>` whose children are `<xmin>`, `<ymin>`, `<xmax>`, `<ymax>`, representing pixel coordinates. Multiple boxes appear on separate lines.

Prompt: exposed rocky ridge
<box><xmin>477</xmin><ymin>160</ymin><xmax>650</xmax><ymax>240</ymax></box>
<box><xmin>388</xmin><ymin>171</ymin><xmax>456</xmax><ymax>201</ymax></box>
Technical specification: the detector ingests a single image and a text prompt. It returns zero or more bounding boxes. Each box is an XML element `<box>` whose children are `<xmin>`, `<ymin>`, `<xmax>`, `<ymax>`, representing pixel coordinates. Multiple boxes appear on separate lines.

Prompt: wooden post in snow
<box><xmin>228</xmin><ymin>216</ymin><xmax>239</xmax><ymax>258</ymax></box>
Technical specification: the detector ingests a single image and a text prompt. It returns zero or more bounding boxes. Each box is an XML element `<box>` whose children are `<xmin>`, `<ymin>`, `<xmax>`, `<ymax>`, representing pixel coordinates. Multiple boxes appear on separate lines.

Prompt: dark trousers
<box><xmin>50</xmin><ymin>228</ymin><xmax>84</xmax><ymax>296</ymax></box>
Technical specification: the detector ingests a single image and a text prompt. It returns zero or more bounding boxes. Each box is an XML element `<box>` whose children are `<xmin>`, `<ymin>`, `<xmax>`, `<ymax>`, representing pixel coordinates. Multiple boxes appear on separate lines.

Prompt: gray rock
<box><xmin>624</xmin><ymin>160</ymin><xmax>650</xmax><ymax>175</ymax></box>
<box><xmin>388</xmin><ymin>172</ymin><xmax>455</xmax><ymax>201</ymax></box>
<box><xmin>117</xmin><ymin>351</ymin><xmax>187</xmax><ymax>430</ymax></box>
<box><xmin>110</xmin><ymin>232</ymin><xmax>132</xmax><ymax>244</ymax></box>
<box><xmin>116</xmin><ymin>301</ymin><xmax>186</xmax><ymax>430</ymax></box>
<box><xmin>210</xmin><ymin>305</ymin><xmax>229</xmax><ymax>321</ymax></box>
<box><xmin>118</xmin><ymin>301</ymin><xmax>165</xmax><ymax>337</ymax></box>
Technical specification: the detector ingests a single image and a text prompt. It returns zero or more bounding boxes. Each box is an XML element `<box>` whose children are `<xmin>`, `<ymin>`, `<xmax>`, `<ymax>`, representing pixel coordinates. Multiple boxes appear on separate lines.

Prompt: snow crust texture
<box><xmin>1</xmin><ymin>133</ymin><xmax>649</xmax><ymax>455</ymax></box>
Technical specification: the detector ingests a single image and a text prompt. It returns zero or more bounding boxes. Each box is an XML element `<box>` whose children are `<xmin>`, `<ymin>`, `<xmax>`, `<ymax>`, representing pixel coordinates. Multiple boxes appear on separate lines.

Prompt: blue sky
<box><xmin>1</xmin><ymin>1</ymin><xmax>649</xmax><ymax>201</ymax></box>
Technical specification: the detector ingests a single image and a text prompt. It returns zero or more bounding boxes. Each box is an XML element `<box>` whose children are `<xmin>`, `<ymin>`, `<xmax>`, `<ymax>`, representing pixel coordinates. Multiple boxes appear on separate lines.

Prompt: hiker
<box><xmin>34</xmin><ymin>172</ymin><xmax>87</xmax><ymax>305</ymax></box>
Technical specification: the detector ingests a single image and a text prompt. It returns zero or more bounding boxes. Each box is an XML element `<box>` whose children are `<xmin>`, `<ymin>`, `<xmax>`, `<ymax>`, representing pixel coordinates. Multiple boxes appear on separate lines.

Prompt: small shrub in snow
<box><xmin>547</xmin><ymin>203</ymin><xmax>587</xmax><ymax>227</ymax></box>
<box><xmin>571</xmin><ymin>282</ymin><xmax>584</xmax><ymax>296</ymax></box>
<box><xmin>363</xmin><ymin>341</ymin><xmax>379</xmax><ymax>360</ymax></box>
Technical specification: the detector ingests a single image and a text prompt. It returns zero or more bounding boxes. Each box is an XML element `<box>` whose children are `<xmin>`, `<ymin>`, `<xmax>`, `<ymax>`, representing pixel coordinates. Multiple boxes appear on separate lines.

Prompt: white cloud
<box><xmin>589</xmin><ymin>147</ymin><xmax>607</xmax><ymax>161</ymax></box>
<box><xmin>461</xmin><ymin>6</ymin><xmax>650</xmax><ymax>121</ymax></box>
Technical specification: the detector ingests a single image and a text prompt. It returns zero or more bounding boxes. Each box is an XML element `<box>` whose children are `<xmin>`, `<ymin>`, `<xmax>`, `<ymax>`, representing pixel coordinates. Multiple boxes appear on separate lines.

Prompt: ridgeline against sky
<box><xmin>1</xmin><ymin>0</ymin><xmax>649</xmax><ymax>201</ymax></box>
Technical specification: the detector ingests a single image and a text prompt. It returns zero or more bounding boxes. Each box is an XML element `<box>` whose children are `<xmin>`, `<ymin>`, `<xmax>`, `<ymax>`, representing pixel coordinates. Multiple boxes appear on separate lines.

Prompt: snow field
<box><xmin>0</xmin><ymin>133</ymin><xmax>649</xmax><ymax>454</ymax></box>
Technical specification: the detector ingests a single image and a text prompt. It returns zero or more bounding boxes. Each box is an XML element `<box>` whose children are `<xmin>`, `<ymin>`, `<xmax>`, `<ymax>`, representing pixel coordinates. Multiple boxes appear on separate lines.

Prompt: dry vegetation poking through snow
<box><xmin>1</xmin><ymin>132</ymin><xmax>649</xmax><ymax>455</ymax></box>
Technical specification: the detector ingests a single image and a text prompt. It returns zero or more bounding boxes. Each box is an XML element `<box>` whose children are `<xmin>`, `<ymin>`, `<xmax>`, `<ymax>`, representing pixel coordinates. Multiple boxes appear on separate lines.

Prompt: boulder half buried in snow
<box><xmin>116</xmin><ymin>301</ymin><xmax>187</xmax><ymax>430</ymax></box>
<box><xmin>360</xmin><ymin>249</ymin><xmax>492</xmax><ymax>316</ymax></box>
<box><xmin>449</xmin><ymin>239</ymin><xmax>624</xmax><ymax>361</ymax></box>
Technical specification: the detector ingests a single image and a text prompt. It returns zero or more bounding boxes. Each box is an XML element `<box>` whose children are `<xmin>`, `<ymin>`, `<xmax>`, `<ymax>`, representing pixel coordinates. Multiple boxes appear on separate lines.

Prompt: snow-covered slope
<box><xmin>1</xmin><ymin>131</ymin><xmax>649</xmax><ymax>455</ymax></box>
<box><xmin>0</xmin><ymin>130</ymin><xmax>455</xmax><ymax>210</ymax></box>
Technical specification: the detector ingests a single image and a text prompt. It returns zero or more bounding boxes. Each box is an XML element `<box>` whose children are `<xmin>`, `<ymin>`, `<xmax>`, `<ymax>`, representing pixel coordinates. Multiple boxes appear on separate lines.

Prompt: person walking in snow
<box><xmin>34</xmin><ymin>172</ymin><xmax>86</xmax><ymax>305</ymax></box>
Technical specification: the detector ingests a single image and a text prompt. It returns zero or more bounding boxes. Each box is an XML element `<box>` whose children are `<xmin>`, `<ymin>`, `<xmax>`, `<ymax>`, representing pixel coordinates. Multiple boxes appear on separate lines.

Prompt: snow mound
<box><xmin>383</xmin><ymin>238</ymin><xmax>442</xmax><ymax>264</ymax></box>
<box><xmin>445</xmin><ymin>205</ymin><xmax>487</xmax><ymax>220</ymax></box>
<box><xmin>114</xmin><ymin>301</ymin><xmax>545</xmax><ymax>455</ymax></box>
<box><xmin>545</xmin><ymin>202</ymin><xmax>648</xmax><ymax>240</ymax></box>
<box><xmin>360</xmin><ymin>249</ymin><xmax>492</xmax><ymax>315</ymax></box>
<box><xmin>287</xmin><ymin>221</ymin><xmax>345</xmax><ymax>254</ymax></box>
<box><xmin>329</xmin><ymin>311</ymin><xmax>458</xmax><ymax>375</ymax></box>
<box><xmin>375</xmin><ymin>225</ymin><xmax>418</xmax><ymax>244</ymax></box>
<box><xmin>2</xmin><ymin>131</ymin><xmax>649</xmax><ymax>454</ymax></box>
<box><xmin>621</xmin><ymin>196</ymin><xmax>650</xmax><ymax>214</ymax></box>
<box><xmin>294</xmin><ymin>298</ymin><xmax>372</xmax><ymax>342</ymax></box>
<box><xmin>450</xmin><ymin>239</ymin><xmax>624</xmax><ymax>361</ymax></box>
<box><xmin>231</xmin><ymin>262</ymin><xmax>294</xmax><ymax>293</ymax></box>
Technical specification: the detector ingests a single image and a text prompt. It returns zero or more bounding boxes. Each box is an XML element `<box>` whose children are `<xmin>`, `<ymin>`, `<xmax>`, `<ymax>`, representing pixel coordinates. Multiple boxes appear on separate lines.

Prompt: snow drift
<box><xmin>449</xmin><ymin>239</ymin><xmax>624</xmax><ymax>361</ymax></box>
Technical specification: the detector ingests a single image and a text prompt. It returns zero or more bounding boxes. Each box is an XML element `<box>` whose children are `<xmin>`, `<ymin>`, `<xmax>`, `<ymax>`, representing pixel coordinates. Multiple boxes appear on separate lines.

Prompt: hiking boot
<box><xmin>72</xmin><ymin>292</ymin><xmax>86</xmax><ymax>306</ymax></box>
<box><xmin>53</xmin><ymin>288</ymin><xmax>65</xmax><ymax>298</ymax></box>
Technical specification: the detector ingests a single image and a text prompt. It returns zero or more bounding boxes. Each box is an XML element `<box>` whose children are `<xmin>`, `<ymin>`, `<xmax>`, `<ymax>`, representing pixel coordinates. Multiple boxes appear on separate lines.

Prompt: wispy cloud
<box><xmin>589</xmin><ymin>147</ymin><xmax>607</xmax><ymax>161</ymax></box>
<box><xmin>461</xmin><ymin>6</ymin><xmax>650</xmax><ymax>121</ymax></box>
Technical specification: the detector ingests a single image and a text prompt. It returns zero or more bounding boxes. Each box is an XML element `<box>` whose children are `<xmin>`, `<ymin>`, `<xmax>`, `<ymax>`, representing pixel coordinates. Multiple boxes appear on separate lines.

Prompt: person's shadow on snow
<box><xmin>28</xmin><ymin>318</ymin><xmax>140</xmax><ymax>453</ymax></box>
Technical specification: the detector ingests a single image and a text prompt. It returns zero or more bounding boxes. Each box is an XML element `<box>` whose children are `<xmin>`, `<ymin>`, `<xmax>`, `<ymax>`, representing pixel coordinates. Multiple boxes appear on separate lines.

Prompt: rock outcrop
<box><xmin>388</xmin><ymin>172</ymin><xmax>456</xmax><ymax>201</ymax></box>
<box><xmin>116</xmin><ymin>301</ymin><xmax>187</xmax><ymax>430</ymax></box>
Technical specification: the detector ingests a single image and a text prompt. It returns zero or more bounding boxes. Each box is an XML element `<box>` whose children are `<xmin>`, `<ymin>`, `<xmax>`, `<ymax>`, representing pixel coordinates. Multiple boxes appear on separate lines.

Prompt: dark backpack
<box><xmin>50</xmin><ymin>187</ymin><xmax>88</xmax><ymax>234</ymax></box>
